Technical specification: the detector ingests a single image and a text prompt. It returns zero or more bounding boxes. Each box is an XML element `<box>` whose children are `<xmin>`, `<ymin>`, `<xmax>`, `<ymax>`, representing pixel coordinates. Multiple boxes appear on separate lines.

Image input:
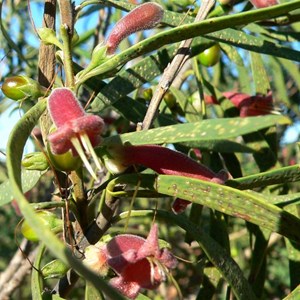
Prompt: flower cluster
<box><xmin>84</xmin><ymin>224</ymin><xmax>177</xmax><ymax>299</ymax></box>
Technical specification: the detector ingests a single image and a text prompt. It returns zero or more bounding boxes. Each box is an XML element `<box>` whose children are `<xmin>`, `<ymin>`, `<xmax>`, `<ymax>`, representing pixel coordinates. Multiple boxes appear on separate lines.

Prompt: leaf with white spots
<box><xmin>102</xmin><ymin>115</ymin><xmax>290</xmax><ymax>147</ymax></box>
<box><xmin>0</xmin><ymin>169</ymin><xmax>44</xmax><ymax>206</ymax></box>
<box><xmin>154</xmin><ymin>175</ymin><xmax>300</xmax><ymax>244</ymax></box>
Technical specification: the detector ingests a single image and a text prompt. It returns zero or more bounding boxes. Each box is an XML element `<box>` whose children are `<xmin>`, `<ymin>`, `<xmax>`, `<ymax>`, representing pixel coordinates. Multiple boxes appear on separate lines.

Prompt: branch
<box><xmin>139</xmin><ymin>0</ymin><xmax>216</xmax><ymax>130</ymax></box>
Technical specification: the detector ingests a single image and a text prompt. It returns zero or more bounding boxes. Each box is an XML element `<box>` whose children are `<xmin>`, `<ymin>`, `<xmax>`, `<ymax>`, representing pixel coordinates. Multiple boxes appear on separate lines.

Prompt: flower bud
<box><xmin>21</xmin><ymin>210</ymin><xmax>63</xmax><ymax>242</ymax></box>
<box><xmin>1</xmin><ymin>76</ymin><xmax>48</xmax><ymax>101</ymax></box>
<box><xmin>83</xmin><ymin>241</ymin><xmax>109</xmax><ymax>276</ymax></box>
<box><xmin>22</xmin><ymin>152</ymin><xmax>49</xmax><ymax>171</ymax></box>
<box><xmin>37</xmin><ymin>28</ymin><xmax>63</xmax><ymax>49</ymax></box>
<box><xmin>42</xmin><ymin>259</ymin><xmax>69</xmax><ymax>279</ymax></box>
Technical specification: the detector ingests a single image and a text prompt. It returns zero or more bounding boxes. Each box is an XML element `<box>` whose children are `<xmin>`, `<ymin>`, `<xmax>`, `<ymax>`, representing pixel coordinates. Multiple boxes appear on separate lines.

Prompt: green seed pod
<box><xmin>42</xmin><ymin>259</ymin><xmax>69</xmax><ymax>279</ymax></box>
<box><xmin>21</xmin><ymin>211</ymin><xmax>63</xmax><ymax>242</ymax></box>
<box><xmin>1</xmin><ymin>76</ymin><xmax>48</xmax><ymax>101</ymax></box>
<box><xmin>22</xmin><ymin>152</ymin><xmax>49</xmax><ymax>171</ymax></box>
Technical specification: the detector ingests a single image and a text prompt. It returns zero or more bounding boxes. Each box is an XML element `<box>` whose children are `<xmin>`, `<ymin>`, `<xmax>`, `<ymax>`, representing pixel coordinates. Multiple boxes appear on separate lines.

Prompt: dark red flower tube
<box><xmin>104</xmin><ymin>144</ymin><xmax>230</xmax><ymax>213</ymax></box>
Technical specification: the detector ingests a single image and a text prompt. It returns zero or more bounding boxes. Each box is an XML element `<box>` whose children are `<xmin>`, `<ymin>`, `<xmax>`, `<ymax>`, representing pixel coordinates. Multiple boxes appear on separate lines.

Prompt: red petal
<box><xmin>48</xmin><ymin>88</ymin><xmax>85</xmax><ymax>127</ymax></box>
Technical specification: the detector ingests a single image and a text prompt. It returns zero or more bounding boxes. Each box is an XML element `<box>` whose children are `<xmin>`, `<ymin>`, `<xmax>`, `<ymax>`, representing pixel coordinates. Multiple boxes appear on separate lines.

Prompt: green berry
<box><xmin>198</xmin><ymin>44</ymin><xmax>221</xmax><ymax>67</ymax></box>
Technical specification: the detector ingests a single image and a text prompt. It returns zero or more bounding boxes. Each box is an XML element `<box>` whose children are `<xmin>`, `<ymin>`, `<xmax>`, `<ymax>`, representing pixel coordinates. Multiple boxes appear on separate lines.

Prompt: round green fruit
<box><xmin>163</xmin><ymin>92</ymin><xmax>176</xmax><ymax>109</ymax></box>
<box><xmin>198</xmin><ymin>44</ymin><xmax>221</xmax><ymax>67</ymax></box>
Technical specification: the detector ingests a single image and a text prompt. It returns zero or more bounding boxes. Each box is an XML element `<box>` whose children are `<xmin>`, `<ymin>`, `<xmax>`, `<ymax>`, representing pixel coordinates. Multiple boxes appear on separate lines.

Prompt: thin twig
<box><xmin>140</xmin><ymin>0</ymin><xmax>216</xmax><ymax>130</ymax></box>
<box><xmin>0</xmin><ymin>240</ymin><xmax>36</xmax><ymax>300</ymax></box>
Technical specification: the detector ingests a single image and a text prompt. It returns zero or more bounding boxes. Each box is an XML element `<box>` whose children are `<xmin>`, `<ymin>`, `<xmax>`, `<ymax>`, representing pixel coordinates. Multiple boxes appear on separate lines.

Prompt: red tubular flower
<box><xmin>105</xmin><ymin>224</ymin><xmax>177</xmax><ymax>299</ymax></box>
<box><xmin>106</xmin><ymin>2</ymin><xmax>164</xmax><ymax>54</ymax></box>
<box><xmin>47</xmin><ymin>88</ymin><xmax>105</xmax><ymax>179</ymax></box>
<box><xmin>105</xmin><ymin>145</ymin><xmax>230</xmax><ymax>213</ymax></box>
<box><xmin>204</xmin><ymin>91</ymin><xmax>275</xmax><ymax>117</ymax></box>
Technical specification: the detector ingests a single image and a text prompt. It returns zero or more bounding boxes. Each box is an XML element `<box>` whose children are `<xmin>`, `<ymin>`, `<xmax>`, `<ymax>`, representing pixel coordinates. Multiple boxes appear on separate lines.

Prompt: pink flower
<box><xmin>84</xmin><ymin>224</ymin><xmax>177</xmax><ymax>299</ymax></box>
<box><xmin>104</xmin><ymin>145</ymin><xmax>230</xmax><ymax>213</ymax></box>
<box><xmin>47</xmin><ymin>88</ymin><xmax>105</xmax><ymax>179</ymax></box>
<box><xmin>204</xmin><ymin>91</ymin><xmax>275</xmax><ymax>117</ymax></box>
<box><xmin>105</xmin><ymin>224</ymin><xmax>177</xmax><ymax>299</ymax></box>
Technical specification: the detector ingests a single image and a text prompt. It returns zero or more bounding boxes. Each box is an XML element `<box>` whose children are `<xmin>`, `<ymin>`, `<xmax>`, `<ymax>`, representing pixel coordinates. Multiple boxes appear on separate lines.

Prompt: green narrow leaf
<box><xmin>269</xmin><ymin>57</ymin><xmax>290</xmax><ymax>105</ymax></box>
<box><xmin>102</xmin><ymin>115</ymin><xmax>290</xmax><ymax>146</ymax></box>
<box><xmin>220</xmin><ymin>43</ymin><xmax>251</xmax><ymax>94</ymax></box>
<box><xmin>250</xmin><ymin>52</ymin><xmax>270</xmax><ymax>94</ymax></box>
<box><xmin>284</xmin><ymin>205</ymin><xmax>300</xmax><ymax>290</ymax></box>
<box><xmin>156</xmin><ymin>175</ymin><xmax>300</xmax><ymax>243</ymax></box>
<box><xmin>278</xmin><ymin>57</ymin><xmax>300</xmax><ymax>91</ymax></box>
<box><xmin>247</xmin><ymin>224</ymin><xmax>270</xmax><ymax>297</ymax></box>
<box><xmin>31</xmin><ymin>244</ymin><xmax>45</xmax><ymax>300</ymax></box>
<box><xmin>227</xmin><ymin>165</ymin><xmax>300</xmax><ymax>190</ymax></box>
<box><xmin>209</xmin><ymin>27</ymin><xmax>300</xmax><ymax>62</ymax></box>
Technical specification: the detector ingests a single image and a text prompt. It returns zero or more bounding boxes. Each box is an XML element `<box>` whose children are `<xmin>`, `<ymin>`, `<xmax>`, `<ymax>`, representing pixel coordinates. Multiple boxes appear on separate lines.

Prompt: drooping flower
<box><xmin>204</xmin><ymin>91</ymin><xmax>275</xmax><ymax>117</ymax></box>
<box><xmin>104</xmin><ymin>144</ymin><xmax>230</xmax><ymax>213</ymax></box>
<box><xmin>84</xmin><ymin>224</ymin><xmax>177</xmax><ymax>299</ymax></box>
<box><xmin>105</xmin><ymin>2</ymin><xmax>164</xmax><ymax>55</ymax></box>
<box><xmin>47</xmin><ymin>88</ymin><xmax>104</xmax><ymax>179</ymax></box>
